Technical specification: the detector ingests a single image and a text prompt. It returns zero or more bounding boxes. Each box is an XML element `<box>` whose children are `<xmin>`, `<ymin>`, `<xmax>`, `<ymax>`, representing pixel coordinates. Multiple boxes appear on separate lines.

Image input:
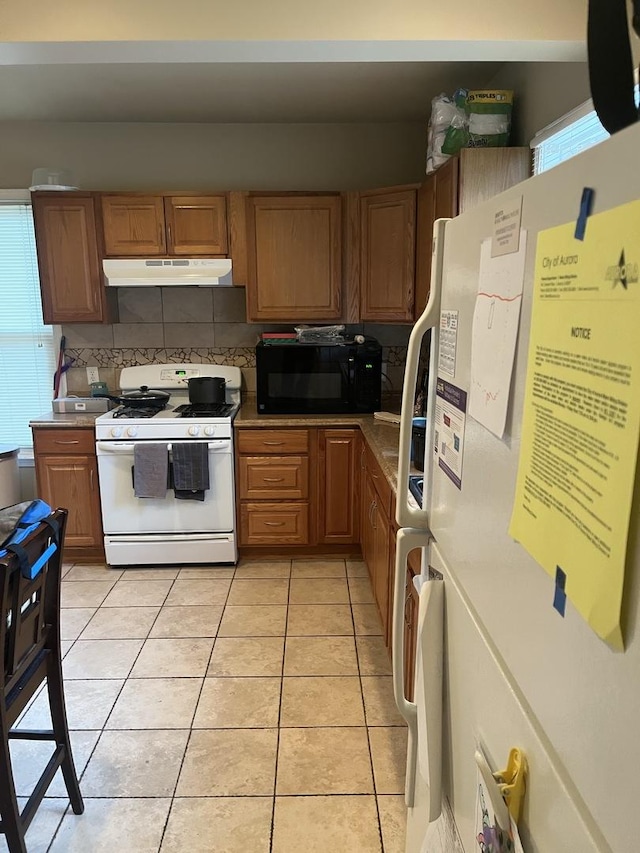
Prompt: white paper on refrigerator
<box><xmin>468</xmin><ymin>233</ymin><xmax>527</xmax><ymax>438</ymax></box>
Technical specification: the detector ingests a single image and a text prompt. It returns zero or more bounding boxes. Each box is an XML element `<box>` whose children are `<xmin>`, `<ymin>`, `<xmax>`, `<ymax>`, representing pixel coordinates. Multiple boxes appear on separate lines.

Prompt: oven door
<box><xmin>96</xmin><ymin>440</ymin><xmax>235</xmax><ymax>534</ymax></box>
<box><xmin>256</xmin><ymin>345</ymin><xmax>354</xmax><ymax>414</ymax></box>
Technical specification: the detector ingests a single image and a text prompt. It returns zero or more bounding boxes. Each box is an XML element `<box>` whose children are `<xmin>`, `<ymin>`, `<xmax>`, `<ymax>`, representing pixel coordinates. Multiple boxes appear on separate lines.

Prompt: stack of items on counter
<box><xmin>260</xmin><ymin>324</ymin><xmax>347</xmax><ymax>345</ymax></box>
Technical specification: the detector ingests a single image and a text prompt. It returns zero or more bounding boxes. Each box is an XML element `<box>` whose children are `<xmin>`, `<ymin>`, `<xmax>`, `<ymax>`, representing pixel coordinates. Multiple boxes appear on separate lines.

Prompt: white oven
<box><xmin>96</xmin><ymin>439</ymin><xmax>236</xmax><ymax>566</ymax></box>
<box><xmin>94</xmin><ymin>363</ymin><xmax>243</xmax><ymax>568</ymax></box>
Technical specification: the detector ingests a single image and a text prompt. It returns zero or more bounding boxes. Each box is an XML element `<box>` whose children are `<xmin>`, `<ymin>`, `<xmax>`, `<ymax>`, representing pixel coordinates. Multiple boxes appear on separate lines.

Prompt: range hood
<box><xmin>103</xmin><ymin>258</ymin><xmax>233</xmax><ymax>287</ymax></box>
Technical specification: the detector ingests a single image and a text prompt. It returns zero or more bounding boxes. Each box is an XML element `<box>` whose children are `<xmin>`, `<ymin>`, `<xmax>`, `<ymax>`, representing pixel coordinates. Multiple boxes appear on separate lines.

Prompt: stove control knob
<box><xmin>111</xmin><ymin>427</ymin><xmax>123</xmax><ymax>438</ymax></box>
<box><xmin>127</xmin><ymin>427</ymin><xmax>138</xmax><ymax>438</ymax></box>
<box><xmin>204</xmin><ymin>426</ymin><xmax>215</xmax><ymax>436</ymax></box>
<box><xmin>188</xmin><ymin>425</ymin><xmax>200</xmax><ymax>436</ymax></box>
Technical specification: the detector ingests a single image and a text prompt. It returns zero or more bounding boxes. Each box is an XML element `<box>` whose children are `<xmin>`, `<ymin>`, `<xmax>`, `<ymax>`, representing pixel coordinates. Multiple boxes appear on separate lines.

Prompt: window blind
<box><xmin>532</xmin><ymin>82</ymin><xmax>639</xmax><ymax>175</ymax></box>
<box><xmin>531</xmin><ymin>102</ymin><xmax>610</xmax><ymax>174</ymax></box>
<box><xmin>0</xmin><ymin>202</ymin><xmax>57</xmax><ymax>449</ymax></box>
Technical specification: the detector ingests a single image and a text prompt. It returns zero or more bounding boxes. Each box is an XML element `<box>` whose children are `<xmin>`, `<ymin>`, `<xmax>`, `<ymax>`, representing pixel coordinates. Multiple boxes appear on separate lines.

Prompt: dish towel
<box><xmin>173</xmin><ymin>442</ymin><xmax>210</xmax><ymax>502</ymax></box>
<box><xmin>133</xmin><ymin>443</ymin><xmax>169</xmax><ymax>499</ymax></box>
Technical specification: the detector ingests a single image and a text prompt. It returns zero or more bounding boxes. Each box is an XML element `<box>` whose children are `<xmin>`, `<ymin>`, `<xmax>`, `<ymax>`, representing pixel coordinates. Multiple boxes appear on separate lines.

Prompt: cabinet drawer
<box><xmin>239</xmin><ymin>456</ymin><xmax>308</xmax><ymax>499</ymax></box>
<box><xmin>364</xmin><ymin>442</ymin><xmax>392</xmax><ymax>517</ymax></box>
<box><xmin>240</xmin><ymin>502</ymin><xmax>309</xmax><ymax>545</ymax></box>
<box><xmin>33</xmin><ymin>428</ymin><xmax>95</xmax><ymax>455</ymax></box>
<box><xmin>237</xmin><ymin>429</ymin><xmax>309</xmax><ymax>455</ymax></box>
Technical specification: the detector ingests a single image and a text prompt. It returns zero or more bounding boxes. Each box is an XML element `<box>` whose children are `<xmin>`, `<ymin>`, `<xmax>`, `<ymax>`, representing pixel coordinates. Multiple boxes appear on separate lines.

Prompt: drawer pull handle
<box><xmin>263</xmin><ymin>477</ymin><xmax>284</xmax><ymax>483</ymax></box>
<box><xmin>263</xmin><ymin>521</ymin><xmax>285</xmax><ymax>527</ymax></box>
<box><xmin>54</xmin><ymin>439</ymin><xmax>80</xmax><ymax>445</ymax></box>
<box><xmin>263</xmin><ymin>441</ymin><xmax>284</xmax><ymax>446</ymax></box>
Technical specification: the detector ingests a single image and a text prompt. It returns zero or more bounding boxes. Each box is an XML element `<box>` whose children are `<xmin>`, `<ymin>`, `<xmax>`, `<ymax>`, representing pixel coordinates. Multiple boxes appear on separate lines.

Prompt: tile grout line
<box><xmin>349</xmin><ymin>562</ymin><xmax>386</xmax><ymax>853</ymax></box>
<box><xmin>156</xmin><ymin>564</ymin><xmax>237</xmax><ymax>852</ymax></box>
<box><xmin>49</xmin><ymin>568</ymin><xmax>185</xmax><ymax>853</ymax></box>
<box><xmin>269</xmin><ymin>558</ymin><xmax>292</xmax><ymax>853</ymax></box>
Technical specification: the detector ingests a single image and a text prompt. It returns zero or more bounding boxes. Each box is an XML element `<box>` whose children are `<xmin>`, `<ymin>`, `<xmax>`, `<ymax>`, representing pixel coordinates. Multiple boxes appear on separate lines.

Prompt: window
<box><xmin>532</xmin><ymin>82</ymin><xmax>639</xmax><ymax>175</ymax></box>
<box><xmin>531</xmin><ymin>101</ymin><xmax>610</xmax><ymax>175</ymax></box>
<box><xmin>0</xmin><ymin>194</ymin><xmax>58</xmax><ymax>450</ymax></box>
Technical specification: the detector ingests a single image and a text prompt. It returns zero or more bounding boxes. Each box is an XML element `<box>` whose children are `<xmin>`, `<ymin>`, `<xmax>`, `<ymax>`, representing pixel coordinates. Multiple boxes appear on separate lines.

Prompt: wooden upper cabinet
<box><xmin>101</xmin><ymin>193</ymin><xmax>229</xmax><ymax>257</ymax></box>
<box><xmin>102</xmin><ymin>195</ymin><xmax>166</xmax><ymax>256</ymax></box>
<box><xmin>433</xmin><ymin>156</ymin><xmax>459</xmax><ymax>222</ymax></box>
<box><xmin>164</xmin><ymin>196</ymin><xmax>228</xmax><ymax>255</ymax></box>
<box><xmin>32</xmin><ymin>194</ymin><xmax>106</xmax><ymax>324</ymax></box>
<box><xmin>246</xmin><ymin>195</ymin><xmax>342</xmax><ymax>322</ymax></box>
<box><xmin>414</xmin><ymin>177</ymin><xmax>436</xmax><ymax>319</ymax></box>
<box><xmin>359</xmin><ymin>189</ymin><xmax>416</xmax><ymax>323</ymax></box>
<box><xmin>413</xmin><ymin>147</ymin><xmax>530</xmax><ymax>319</ymax></box>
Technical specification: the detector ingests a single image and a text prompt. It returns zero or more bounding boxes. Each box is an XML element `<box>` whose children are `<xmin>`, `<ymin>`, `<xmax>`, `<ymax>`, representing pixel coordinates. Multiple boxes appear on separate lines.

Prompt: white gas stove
<box><xmin>95</xmin><ymin>364</ymin><xmax>241</xmax><ymax>567</ymax></box>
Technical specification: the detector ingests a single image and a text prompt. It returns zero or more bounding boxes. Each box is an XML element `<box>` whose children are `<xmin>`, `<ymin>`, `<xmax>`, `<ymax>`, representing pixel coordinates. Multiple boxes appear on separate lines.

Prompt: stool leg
<box><xmin>0</xmin><ymin>731</ymin><xmax>28</xmax><ymax>853</ymax></box>
<box><xmin>46</xmin><ymin>654</ymin><xmax>84</xmax><ymax>815</ymax></box>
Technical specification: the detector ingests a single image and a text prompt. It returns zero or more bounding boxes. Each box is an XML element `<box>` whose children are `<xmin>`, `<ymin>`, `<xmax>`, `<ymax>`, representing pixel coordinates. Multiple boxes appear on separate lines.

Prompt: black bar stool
<box><xmin>0</xmin><ymin>507</ymin><xmax>83</xmax><ymax>853</ymax></box>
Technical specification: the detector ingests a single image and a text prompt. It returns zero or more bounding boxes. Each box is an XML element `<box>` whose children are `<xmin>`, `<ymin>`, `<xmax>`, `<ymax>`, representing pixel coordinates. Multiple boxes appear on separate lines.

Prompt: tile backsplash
<box><xmin>63</xmin><ymin>287</ymin><xmax>411</xmax><ymax>397</ymax></box>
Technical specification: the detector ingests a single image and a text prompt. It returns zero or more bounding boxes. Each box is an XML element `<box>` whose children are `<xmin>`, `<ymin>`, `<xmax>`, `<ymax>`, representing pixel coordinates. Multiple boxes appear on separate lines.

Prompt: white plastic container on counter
<box><xmin>0</xmin><ymin>445</ymin><xmax>20</xmax><ymax>509</ymax></box>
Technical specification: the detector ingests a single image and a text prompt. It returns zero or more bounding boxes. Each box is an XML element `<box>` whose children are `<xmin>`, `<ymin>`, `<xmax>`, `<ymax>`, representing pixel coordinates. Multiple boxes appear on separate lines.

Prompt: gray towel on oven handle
<box><xmin>172</xmin><ymin>442</ymin><xmax>210</xmax><ymax>502</ymax></box>
<box><xmin>133</xmin><ymin>443</ymin><xmax>169</xmax><ymax>499</ymax></box>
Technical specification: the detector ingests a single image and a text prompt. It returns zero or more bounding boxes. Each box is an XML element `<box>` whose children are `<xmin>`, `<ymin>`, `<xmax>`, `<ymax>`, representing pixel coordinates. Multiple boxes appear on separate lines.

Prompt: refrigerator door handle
<box><xmin>396</xmin><ymin>218</ymin><xmax>449</xmax><ymax>530</ymax></box>
<box><xmin>393</xmin><ymin>527</ymin><xmax>428</xmax><ymax>807</ymax></box>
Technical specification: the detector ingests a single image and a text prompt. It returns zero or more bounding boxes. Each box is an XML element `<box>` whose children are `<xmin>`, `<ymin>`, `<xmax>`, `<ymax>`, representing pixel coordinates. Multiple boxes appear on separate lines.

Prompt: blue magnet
<box><xmin>553</xmin><ymin>566</ymin><xmax>567</xmax><ymax>616</ymax></box>
<box><xmin>574</xmin><ymin>188</ymin><xmax>595</xmax><ymax>241</ymax></box>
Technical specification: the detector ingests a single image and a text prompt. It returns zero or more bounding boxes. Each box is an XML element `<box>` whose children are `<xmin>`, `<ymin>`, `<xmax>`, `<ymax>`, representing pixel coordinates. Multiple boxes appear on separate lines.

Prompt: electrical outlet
<box><xmin>86</xmin><ymin>367</ymin><xmax>100</xmax><ymax>385</ymax></box>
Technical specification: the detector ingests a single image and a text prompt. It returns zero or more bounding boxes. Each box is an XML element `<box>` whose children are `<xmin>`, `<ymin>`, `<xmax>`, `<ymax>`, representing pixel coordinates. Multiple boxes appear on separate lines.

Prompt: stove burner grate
<box><xmin>112</xmin><ymin>404</ymin><xmax>167</xmax><ymax>419</ymax></box>
<box><xmin>173</xmin><ymin>403</ymin><xmax>235</xmax><ymax>418</ymax></box>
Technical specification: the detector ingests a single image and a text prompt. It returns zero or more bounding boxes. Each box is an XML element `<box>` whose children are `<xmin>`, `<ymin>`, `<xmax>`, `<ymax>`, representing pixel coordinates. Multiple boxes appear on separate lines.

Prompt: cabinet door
<box><xmin>246</xmin><ymin>195</ymin><xmax>342</xmax><ymax>321</ymax></box>
<box><xmin>164</xmin><ymin>196</ymin><xmax>228</xmax><ymax>255</ymax></box>
<box><xmin>318</xmin><ymin>429</ymin><xmax>359</xmax><ymax>544</ymax></box>
<box><xmin>32</xmin><ymin>195</ymin><xmax>105</xmax><ymax>324</ymax></box>
<box><xmin>371</xmin><ymin>500</ymin><xmax>391</xmax><ymax>637</ymax></box>
<box><xmin>360</xmin><ymin>190</ymin><xmax>416</xmax><ymax>322</ymax></box>
<box><xmin>35</xmin><ymin>454</ymin><xmax>102</xmax><ymax>550</ymax></box>
<box><xmin>414</xmin><ymin>176</ymin><xmax>436</xmax><ymax>319</ymax></box>
<box><xmin>434</xmin><ymin>156</ymin><xmax>459</xmax><ymax>221</ymax></box>
<box><xmin>102</xmin><ymin>195</ymin><xmax>166</xmax><ymax>256</ymax></box>
<box><xmin>361</xmin><ymin>467</ymin><xmax>376</xmax><ymax>581</ymax></box>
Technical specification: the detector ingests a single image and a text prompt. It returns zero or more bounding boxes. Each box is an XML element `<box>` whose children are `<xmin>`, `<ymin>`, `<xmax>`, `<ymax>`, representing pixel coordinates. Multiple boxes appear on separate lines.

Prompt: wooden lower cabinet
<box><xmin>361</xmin><ymin>448</ymin><xmax>394</xmax><ymax>648</ymax></box>
<box><xmin>318</xmin><ymin>429</ymin><xmax>359</xmax><ymax>544</ymax></box>
<box><xmin>240</xmin><ymin>502</ymin><xmax>309</xmax><ymax>545</ymax></box>
<box><xmin>32</xmin><ymin>427</ymin><xmax>104</xmax><ymax>561</ymax></box>
<box><xmin>237</xmin><ymin>426</ymin><xmax>361</xmax><ymax>551</ymax></box>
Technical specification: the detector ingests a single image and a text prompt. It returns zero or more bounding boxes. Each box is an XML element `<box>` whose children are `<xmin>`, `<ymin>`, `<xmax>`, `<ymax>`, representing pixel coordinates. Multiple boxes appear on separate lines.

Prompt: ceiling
<box><xmin>0</xmin><ymin>61</ymin><xmax>506</xmax><ymax>122</ymax></box>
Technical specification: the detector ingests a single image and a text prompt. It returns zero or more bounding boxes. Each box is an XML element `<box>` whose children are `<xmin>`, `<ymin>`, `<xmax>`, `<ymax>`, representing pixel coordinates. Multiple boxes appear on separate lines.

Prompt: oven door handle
<box><xmin>109</xmin><ymin>534</ymin><xmax>232</xmax><ymax>543</ymax></box>
<box><xmin>96</xmin><ymin>441</ymin><xmax>228</xmax><ymax>453</ymax></box>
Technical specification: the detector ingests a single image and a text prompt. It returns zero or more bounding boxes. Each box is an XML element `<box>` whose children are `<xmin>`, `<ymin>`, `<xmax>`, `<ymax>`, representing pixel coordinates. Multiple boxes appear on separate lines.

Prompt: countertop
<box><xmin>235</xmin><ymin>399</ymin><xmax>404</xmax><ymax>493</ymax></box>
<box><xmin>30</xmin><ymin>402</ymin><xmax>413</xmax><ymax>501</ymax></box>
<box><xmin>30</xmin><ymin>412</ymin><xmax>101</xmax><ymax>428</ymax></box>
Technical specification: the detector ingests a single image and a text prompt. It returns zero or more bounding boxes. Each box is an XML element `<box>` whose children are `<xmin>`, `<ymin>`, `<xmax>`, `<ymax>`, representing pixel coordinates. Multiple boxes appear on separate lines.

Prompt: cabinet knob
<box><xmin>54</xmin><ymin>439</ymin><xmax>79</xmax><ymax>445</ymax></box>
<box><xmin>263</xmin><ymin>521</ymin><xmax>285</xmax><ymax>527</ymax></box>
<box><xmin>263</xmin><ymin>477</ymin><xmax>284</xmax><ymax>483</ymax></box>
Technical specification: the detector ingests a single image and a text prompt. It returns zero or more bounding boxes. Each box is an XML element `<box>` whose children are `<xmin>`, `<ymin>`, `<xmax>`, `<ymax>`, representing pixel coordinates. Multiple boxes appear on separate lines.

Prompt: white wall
<box><xmin>487</xmin><ymin>62</ymin><xmax>592</xmax><ymax>144</ymax></box>
<box><xmin>0</xmin><ymin>121</ymin><xmax>426</xmax><ymax>191</ymax></box>
<box><xmin>0</xmin><ymin>0</ymin><xmax>586</xmax><ymax>43</ymax></box>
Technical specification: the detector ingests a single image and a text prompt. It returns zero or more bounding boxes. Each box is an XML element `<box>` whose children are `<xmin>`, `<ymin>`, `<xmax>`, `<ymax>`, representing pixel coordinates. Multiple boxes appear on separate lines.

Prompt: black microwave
<box><xmin>256</xmin><ymin>339</ymin><xmax>382</xmax><ymax>415</ymax></box>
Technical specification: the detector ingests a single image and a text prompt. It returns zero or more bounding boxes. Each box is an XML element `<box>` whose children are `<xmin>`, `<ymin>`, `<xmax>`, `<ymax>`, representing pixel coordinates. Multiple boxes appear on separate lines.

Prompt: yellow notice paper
<box><xmin>509</xmin><ymin>198</ymin><xmax>640</xmax><ymax>649</ymax></box>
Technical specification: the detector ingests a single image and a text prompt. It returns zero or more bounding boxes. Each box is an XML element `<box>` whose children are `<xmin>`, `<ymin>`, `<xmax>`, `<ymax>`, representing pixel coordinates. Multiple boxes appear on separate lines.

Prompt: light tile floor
<box><xmin>4</xmin><ymin>557</ymin><xmax>407</xmax><ymax>853</ymax></box>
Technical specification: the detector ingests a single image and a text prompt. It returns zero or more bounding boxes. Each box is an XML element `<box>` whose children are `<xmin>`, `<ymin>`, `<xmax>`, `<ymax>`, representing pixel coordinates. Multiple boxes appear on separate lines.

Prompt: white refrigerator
<box><xmin>393</xmin><ymin>121</ymin><xmax>640</xmax><ymax>853</ymax></box>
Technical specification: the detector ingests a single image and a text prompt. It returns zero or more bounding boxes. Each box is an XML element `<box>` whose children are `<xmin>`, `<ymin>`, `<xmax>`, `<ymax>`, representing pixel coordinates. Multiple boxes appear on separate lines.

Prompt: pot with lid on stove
<box><xmin>188</xmin><ymin>376</ymin><xmax>226</xmax><ymax>406</ymax></box>
<box><xmin>94</xmin><ymin>386</ymin><xmax>171</xmax><ymax>409</ymax></box>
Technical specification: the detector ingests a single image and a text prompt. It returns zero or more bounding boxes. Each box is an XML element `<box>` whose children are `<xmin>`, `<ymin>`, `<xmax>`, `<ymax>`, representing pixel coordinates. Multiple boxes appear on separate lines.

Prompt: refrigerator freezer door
<box><xmin>396</xmin><ymin>219</ymin><xmax>448</xmax><ymax>530</ymax></box>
